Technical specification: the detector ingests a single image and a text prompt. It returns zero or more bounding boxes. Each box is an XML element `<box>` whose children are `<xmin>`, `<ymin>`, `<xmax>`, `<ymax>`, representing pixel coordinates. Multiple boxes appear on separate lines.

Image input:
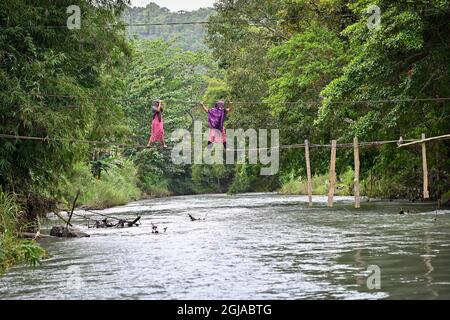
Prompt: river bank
<box><xmin>278</xmin><ymin>171</ymin><xmax>450</xmax><ymax>206</ymax></box>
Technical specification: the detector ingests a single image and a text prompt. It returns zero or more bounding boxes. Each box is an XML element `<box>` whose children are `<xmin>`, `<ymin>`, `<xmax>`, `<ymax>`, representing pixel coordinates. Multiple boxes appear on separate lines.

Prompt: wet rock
<box><xmin>50</xmin><ymin>225</ymin><xmax>90</xmax><ymax>238</ymax></box>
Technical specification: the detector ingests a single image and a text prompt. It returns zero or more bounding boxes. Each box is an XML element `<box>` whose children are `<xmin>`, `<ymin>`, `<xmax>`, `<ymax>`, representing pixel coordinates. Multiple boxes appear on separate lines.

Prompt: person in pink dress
<box><xmin>147</xmin><ymin>100</ymin><xmax>167</xmax><ymax>148</ymax></box>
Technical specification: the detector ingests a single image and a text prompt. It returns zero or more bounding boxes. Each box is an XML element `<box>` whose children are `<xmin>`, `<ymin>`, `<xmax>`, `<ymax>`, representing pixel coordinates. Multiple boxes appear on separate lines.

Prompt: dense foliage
<box><xmin>206</xmin><ymin>0</ymin><xmax>450</xmax><ymax>200</ymax></box>
<box><xmin>0</xmin><ymin>190</ymin><xmax>46</xmax><ymax>273</ymax></box>
<box><xmin>0</xmin><ymin>0</ymin><xmax>132</xmax><ymax>271</ymax></box>
<box><xmin>123</xmin><ymin>3</ymin><xmax>213</xmax><ymax>51</ymax></box>
<box><xmin>0</xmin><ymin>0</ymin><xmax>131</xmax><ymax>197</ymax></box>
<box><xmin>121</xmin><ymin>39</ymin><xmax>227</xmax><ymax>195</ymax></box>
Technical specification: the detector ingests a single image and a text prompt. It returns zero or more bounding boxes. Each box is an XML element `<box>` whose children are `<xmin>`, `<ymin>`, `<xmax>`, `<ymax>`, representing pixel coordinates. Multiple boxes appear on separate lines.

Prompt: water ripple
<box><xmin>1</xmin><ymin>194</ymin><xmax>449</xmax><ymax>300</ymax></box>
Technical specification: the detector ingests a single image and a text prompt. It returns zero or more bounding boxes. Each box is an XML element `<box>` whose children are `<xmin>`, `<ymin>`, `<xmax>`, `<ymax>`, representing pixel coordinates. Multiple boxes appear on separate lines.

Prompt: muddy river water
<box><xmin>1</xmin><ymin>194</ymin><xmax>449</xmax><ymax>300</ymax></box>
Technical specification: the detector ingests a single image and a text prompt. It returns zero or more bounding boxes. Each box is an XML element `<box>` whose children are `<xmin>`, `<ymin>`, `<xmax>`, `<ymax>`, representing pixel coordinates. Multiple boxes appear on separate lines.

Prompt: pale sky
<box><xmin>130</xmin><ymin>0</ymin><xmax>215</xmax><ymax>12</ymax></box>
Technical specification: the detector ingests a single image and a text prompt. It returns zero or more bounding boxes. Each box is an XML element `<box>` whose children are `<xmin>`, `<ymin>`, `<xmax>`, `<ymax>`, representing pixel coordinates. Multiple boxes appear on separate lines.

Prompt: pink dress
<box><xmin>208</xmin><ymin>128</ymin><xmax>227</xmax><ymax>143</ymax></box>
<box><xmin>150</xmin><ymin>112</ymin><xmax>164</xmax><ymax>143</ymax></box>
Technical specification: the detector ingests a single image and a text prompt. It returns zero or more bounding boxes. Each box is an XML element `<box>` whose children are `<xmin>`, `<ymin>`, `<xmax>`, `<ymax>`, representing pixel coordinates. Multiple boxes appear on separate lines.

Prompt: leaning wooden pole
<box><xmin>54</xmin><ymin>211</ymin><xmax>72</xmax><ymax>227</ymax></box>
<box><xmin>398</xmin><ymin>133</ymin><xmax>450</xmax><ymax>148</ymax></box>
<box><xmin>327</xmin><ymin>140</ymin><xmax>337</xmax><ymax>207</ymax></box>
<box><xmin>353</xmin><ymin>137</ymin><xmax>361</xmax><ymax>209</ymax></box>
<box><xmin>66</xmin><ymin>189</ymin><xmax>80</xmax><ymax>229</ymax></box>
<box><xmin>305</xmin><ymin>140</ymin><xmax>313</xmax><ymax>207</ymax></box>
<box><xmin>421</xmin><ymin>133</ymin><xmax>430</xmax><ymax>199</ymax></box>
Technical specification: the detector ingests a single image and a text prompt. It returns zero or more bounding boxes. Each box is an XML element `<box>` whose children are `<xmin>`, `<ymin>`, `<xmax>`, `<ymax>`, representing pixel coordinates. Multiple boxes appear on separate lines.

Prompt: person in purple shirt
<box><xmin>200</xmin><ymin>100</ymin><xmax>233</xmax><ymax>149</ymax></box>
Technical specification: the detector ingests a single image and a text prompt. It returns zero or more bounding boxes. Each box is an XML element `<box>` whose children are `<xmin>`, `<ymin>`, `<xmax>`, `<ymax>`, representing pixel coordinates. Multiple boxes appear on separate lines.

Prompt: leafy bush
<box><xmin>279</xmin><ymin>175</ymin><xmax>328</xmax><ymax>195</ymax></box>
<box><xmin>279</xmin><ymin>178</ymin><xmax>305</xmax><ymax>195</ymax></box>
<box><xmin>0</xmin><ymin>191</ymin><xmax>46</xmax><ymax>273</ymax></box>
<box><xmin>228</xmin><ymin>164</ymin><xmax>252</xmax><ymax>195</ymax></box>
<box><xmin>337</xmin><ymin>167</ymin><xmax>355</xmax><ymax>196</ymax></box>
<box><xmin>134</xmin><ymin>149</ymin><xmax>172</xmax><ymax>197</ymax></box>
<box><xmin>279</xmin><ymin>169</ymin><xmax>354</xmax><ymax>196</ymax></box>
<box><xmin>138</xmin><ymin>171</ymin><xmax>172</xmax><ymax>198</ymax></box>
<box><xmin>0</xmin><ymin>190</ymin><xmax>19</xmax><ymax>233</ymax></box>
<box><xmin>58</xmin><ymin>159</ymin><xmax>141</xmax><ymax>209</ymax></box>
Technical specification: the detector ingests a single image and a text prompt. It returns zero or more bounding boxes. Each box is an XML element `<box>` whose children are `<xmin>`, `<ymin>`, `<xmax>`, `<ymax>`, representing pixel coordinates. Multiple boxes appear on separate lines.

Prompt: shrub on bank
<box><xmin>278</xmin><ymin>169</ymin><xmax>354</xmax><ymax>196</ymax></box>
<box><xmin>134</xmin><ymin>149</ymin><xmax>173</xmax><ymax>197</ymax></box>
<box><xmin>0</xmin><ymin>191</ymin><xmax>46</xmax><ymax>274</ymax></box>
<box><xmin>58</xmin><ymin>159</ymin><xmax>142</xmax><ymax>209</ymax></box>
<box><xmin>138</xmin><ymin>172</ymin><xmax>172</xmax><ymax>198</ymax></box>
<box><xmin>279</xmin><ymin>175</ymin><xmax>329</xmax><ymax>195</ymax></box>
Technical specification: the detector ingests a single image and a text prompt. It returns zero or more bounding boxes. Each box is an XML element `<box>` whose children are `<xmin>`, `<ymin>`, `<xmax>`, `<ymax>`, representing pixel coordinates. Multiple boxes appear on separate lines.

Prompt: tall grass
<box><xmin>138</xmin><ymin>173</ymin><xmax>172</xmax><ymax>198</ymax></box>
<box><xmin>279</xmin><ymin>168</ymin><xmax>355</xmax><ymax>196</ymax></box>
<box><xmin>279</xmin><ymin>175</ymin><xmax>328</xmax><ymax>195</ymax></box>
<box><xmin>0</xmin><ymin>190</ymin><xmax>46</xmax><ymax>273</ymax></box>
<box><xmin>0</xmin><ymin>190</ymin><xmax>19</xmax><ymax>233</ymax></box>
<box><xmin>59</xmin><ymin>160</ymin><xmax>142</xmax><ymax>209</ymax></box>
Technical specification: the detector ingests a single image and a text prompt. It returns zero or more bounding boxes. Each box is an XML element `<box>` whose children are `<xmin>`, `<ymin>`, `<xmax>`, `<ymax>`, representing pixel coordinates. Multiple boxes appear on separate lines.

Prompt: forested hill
<box><xmin>122</xmin><ymin>3</ymin><xmax>214</xmax><ymax>51</ymax></box>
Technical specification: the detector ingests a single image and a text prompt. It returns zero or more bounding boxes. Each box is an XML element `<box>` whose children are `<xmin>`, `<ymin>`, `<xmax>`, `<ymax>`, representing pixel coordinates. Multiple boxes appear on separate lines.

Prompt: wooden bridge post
<box><xmin>353</xmin><ymin>137</ymin><xmax>361</xmax><ymax>208</ymax></box>
<box><xmin>327</xmin><ymin>140</ymin><xmax>337</xmax><ymax>207</ymax></box>
<box><xmin>305</xmin><ymin>140</ymin><xmax>313</xmax><ymax>207</ymax></box>
<box><xmin>422</xmin><ymin>133</ymin><xmax>430</xmax><ymax>199</ymax></box>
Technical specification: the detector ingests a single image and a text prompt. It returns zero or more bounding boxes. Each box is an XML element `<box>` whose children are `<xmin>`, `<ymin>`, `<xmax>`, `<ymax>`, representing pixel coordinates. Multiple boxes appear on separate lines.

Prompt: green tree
<box><xmin>0</xmin><ymin>0</ymin><xmax>131</xmax><ymax>197</ymax></box>
<box><xmin>123</xmin><ymin>39</ymin><xmax>228</xmax><ymax>195</ymax></box>
<box><xmin>206</xmin><ymin>0</ymin><xmax>450</xmax><ymax>198</ymax></box>
<box><xmin>122</xmin><ymin>4</ymin><xmax>214</xmax><ymax>51</ymax></box>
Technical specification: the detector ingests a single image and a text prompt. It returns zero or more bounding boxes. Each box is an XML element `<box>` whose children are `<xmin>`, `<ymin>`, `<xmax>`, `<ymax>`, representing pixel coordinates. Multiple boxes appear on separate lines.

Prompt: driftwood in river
<box><xmin>93</xmin><ymin>218</ymin><xmax>114</xmax><ymax>228</ymax></box>
<box><xmin>127</xmin><ymin>216</ymin><xmax>141</xmax><ymax>227</ymax></box>
<box><xmin>188</xmin><ymin>213</ymin><xmax>206</xmax><ymax>221</ymax></box>
<box><xmin>19</xmin><ymin>232</ymin><xmax>57</xmax><ymax>240</ymax></box>
<box><xmin>91</xmin><ymin>216</ymin><xmax>141</xmax><ymax>229</ymax></box>
<box><xmin>66</xmin><ymin>190</ymin><xmax>80</xmax><ymax>229</ymax></box>
<box><xmin>50</xmin><ymin>225</ymin><xmax>90</xmax><ymax>238</ymax></box>
<box><xmin>53</xmin><ymin>211</ymin><xmax>72</xmax><ymax>227</ymax></box>
<box><xmin>46</xmin><ymin>191</ymin><xmax>81</xmax><ymax>238</ymax></box>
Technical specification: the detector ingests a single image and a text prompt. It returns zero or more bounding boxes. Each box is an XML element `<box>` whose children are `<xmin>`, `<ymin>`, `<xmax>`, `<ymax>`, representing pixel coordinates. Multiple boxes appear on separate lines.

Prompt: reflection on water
<box><xmin>0</xmin><ymin>194</ymin><xmax>449</xmax><ymax>300</ymax></box>
<box><xmin>423</xmin><ymin>232</ymin><xmax>438</xmax><ymax>298</ymax></box>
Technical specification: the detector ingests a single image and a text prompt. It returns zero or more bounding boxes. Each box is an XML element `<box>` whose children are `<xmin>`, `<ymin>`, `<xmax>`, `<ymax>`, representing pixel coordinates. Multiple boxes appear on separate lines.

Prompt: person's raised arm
<box><xmin>157</xmin><ymin>100</ymin><xmax>163</xmax><ymax>112</ymax></box>
<box><xmin>200</xmin><ymin>102</ymin><xmax>209</xmax><ymax>113</ymax></box>
<box><xmin>153</xmin><ymin>100</ymin><xmax>162</xmax><ymax>113</ymax></box>
<box><xmin>225</xmin><ymin>101</ymin><xmax>233</xmax><ymax>113</ymax></box>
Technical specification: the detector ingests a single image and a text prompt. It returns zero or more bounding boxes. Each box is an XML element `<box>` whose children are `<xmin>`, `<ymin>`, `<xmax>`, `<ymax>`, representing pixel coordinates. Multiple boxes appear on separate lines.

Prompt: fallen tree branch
<box><xmin>66</xmin><ymin>189</ymin><xmax>80</xmax><ymax>229</ymax></box>
<box><xmin>127</xmin><ymin>216</ymin><xmax>141</xmax><ymax>227</ymax></box>
<box><xmin>53</xmin><ymin>211</ymin><xmax>72</xmax><ymax>227</ymax></box>
<box><xmin>19</xmin><ymin>232</ymin><xmax>57</xmax><ymax>240</ymax></box>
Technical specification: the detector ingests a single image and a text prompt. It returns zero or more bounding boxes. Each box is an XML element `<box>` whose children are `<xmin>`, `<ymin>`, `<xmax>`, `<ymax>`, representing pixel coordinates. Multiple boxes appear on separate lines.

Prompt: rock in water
<box><xmin>50</xmin><ymin>225</ymin><xmax>90</xmax><ymax>238</ymax></box>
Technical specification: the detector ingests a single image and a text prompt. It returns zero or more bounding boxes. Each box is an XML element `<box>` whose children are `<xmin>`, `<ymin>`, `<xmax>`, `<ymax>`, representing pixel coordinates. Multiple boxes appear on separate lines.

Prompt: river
<box><xmin>1</xmin><ymin>193</ymin><xmax>449</xmax><ymax>300</ymax></box>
